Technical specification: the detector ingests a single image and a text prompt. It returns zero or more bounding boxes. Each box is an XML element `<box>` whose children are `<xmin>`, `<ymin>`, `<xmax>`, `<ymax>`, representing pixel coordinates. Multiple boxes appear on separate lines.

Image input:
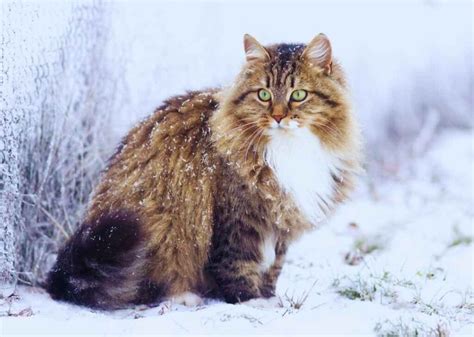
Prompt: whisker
<box><xmin>216</xmin><ymin>121</ymin><xmax>260</xmax><ymax>139</ymax></box>
<box><xmin>254</xmin><ymin>128</ymin><xmax>266</xmax><ymax>160</ymax></box>
<box><xmin>313</xmin><ymin>121</ymin><xmax>342</xmax><ymax>140</ymax></box>
<box><xmin>241</xmin><ymin>126</ymin><xmax>261</xmax><ymax>153</ymax></box>
<box><xmin>224</xmin><ymin>120</ymin><xmax>260</xmax><ymax>135</ymax></box>
<box><xmin>246</xmin><ymin>129</ymin><xmax>264</xmax><ymax>161</ymax></box>
<box><xmin>314</xmin><ymin>120</ymin><xmax>342</xmax><ymax>137</ymax></box>
<box><xmin>319</xmin><ymin>119</ymin><xmax>343</xmax><ymax>136</ymax></box>
<box><xmin>242</xmin><ymin>127</ymin><xmax>263</xmax><ymax>161</ymax></box>
<box><xmin>313</xmin><ymin>124</ymin><xmax>341</xmax><ymax>147</ymax></box>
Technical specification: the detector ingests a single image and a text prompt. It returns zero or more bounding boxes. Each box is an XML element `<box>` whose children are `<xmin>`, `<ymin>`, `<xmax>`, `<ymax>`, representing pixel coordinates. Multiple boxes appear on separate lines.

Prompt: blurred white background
<box><xmin>108</xmin><ymin>0</ymin><xmax>472</xmax><ymax>160</ymax></box>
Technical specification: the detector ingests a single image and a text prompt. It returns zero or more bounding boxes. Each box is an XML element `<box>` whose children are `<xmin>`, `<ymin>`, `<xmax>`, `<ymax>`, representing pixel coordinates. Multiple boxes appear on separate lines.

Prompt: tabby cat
<box><xmin>47</xmin><ymin>34</ymin><xmax>361</xmax><ymax>309</ymax></box>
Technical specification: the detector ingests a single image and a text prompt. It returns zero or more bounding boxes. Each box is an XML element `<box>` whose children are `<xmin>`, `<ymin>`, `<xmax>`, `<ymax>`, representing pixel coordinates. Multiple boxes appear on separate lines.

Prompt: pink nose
<box><xmin>272</xmin><ymin>114</ymin><xmax>284</xmax><ymax>123</ymax></box>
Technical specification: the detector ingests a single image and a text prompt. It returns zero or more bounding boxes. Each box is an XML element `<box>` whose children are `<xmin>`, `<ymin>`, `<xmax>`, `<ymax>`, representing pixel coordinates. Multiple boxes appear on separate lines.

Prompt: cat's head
<box><xmin>214</xmin><ymin>34</ymin><xmax>359</xmax><ymax>161</ymax></box>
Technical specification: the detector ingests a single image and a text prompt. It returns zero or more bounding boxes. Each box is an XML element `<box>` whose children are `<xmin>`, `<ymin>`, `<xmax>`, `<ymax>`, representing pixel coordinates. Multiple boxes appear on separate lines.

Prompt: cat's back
<box><xmin>116</xmin><ymin>89</ymin><xmax>220</xmax><ymax>165</ymax></box>
<box><xmin>87</xmin><ymin>89</ymin><xmax>221</xmax><ymax>222</ymax></box>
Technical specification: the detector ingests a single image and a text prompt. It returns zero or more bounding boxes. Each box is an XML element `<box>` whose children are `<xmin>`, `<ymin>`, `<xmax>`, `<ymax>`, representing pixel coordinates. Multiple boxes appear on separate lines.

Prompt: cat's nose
<box><xmin>271</xmin><ymin>105</ymin><xmax>287</xmax><ymax>123</ymax></box>
<box><xmin>272</xmin><ymin>114</ymin><xmax>284</xmax><ymax>123</ymax></box>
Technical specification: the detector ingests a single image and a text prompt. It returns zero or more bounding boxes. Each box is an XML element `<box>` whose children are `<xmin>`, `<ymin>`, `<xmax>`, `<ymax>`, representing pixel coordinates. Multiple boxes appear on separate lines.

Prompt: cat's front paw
<box><xmin>170</xmin><ymin>292</ymin><xmax>203</xmax><ymax>307</ymax></box>
<box><xmin>242</xmin><ymin>296</ymin><xmax>282</xmax><ymax>309</ymax></box>
<box><xmin>223</xmin><ymin>288</ymin><xmax>260</xmax><ymax>304</ymax></box>
<box><xmin>260</xmin><ymin>285</ymin><xmax>276</xmax><ymax>298</ymax></box>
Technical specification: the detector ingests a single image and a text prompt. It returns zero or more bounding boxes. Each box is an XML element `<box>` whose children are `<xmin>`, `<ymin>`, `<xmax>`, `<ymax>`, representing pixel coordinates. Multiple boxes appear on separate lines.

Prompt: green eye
<box><xmin>258</xmin><ymin>89</ymin><xmax>272</xmax><ymax>102</ymax></box>
<box><xmin>291</xmin><ymin>89</ymin><xmax>308</xmax><ymax>102</ymax></box>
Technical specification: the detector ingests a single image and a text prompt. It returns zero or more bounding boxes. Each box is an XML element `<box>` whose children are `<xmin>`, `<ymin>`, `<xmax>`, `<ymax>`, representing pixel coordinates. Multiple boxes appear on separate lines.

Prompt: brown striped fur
<box><xmin>47</xmin><ymin>34</ymin><xmax>361</xmax><ymax>309</ymax></box>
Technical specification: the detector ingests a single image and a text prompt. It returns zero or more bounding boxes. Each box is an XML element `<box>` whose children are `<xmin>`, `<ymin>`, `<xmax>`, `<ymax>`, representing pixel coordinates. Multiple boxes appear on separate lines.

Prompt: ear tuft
<box><xmin>302</xmin><ymin>33</ymin><xmax>333</xmax><ymax>74</ymax></box>
<box><xmin>243</xmin><ymin>34</ymin><xmax>270</xmax><ymax>62</ymax></box>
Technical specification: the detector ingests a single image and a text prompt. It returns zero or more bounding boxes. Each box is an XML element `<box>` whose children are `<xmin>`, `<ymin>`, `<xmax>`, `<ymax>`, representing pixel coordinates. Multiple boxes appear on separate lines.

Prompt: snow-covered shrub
<box><xmin>1</xmin><ymin>1</ymin><xmax>121</xmax><ymax>285</ymax></box>
<box><xmin>0</xmin><ymin>106</ymin><xmax>24</xmax><ymax>297</ymax></box>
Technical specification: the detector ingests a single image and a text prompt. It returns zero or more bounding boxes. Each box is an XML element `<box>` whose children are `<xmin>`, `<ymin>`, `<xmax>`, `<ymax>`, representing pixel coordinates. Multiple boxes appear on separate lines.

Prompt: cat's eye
<box><xmin>291</xmin><ymin>89</ymin><xmax>308</xmax><ymax>102</ymax></box>
<box><xmin>258</xmin><ymin>89</ymin><xmax>272</xmax><ymax>102</ymax></box>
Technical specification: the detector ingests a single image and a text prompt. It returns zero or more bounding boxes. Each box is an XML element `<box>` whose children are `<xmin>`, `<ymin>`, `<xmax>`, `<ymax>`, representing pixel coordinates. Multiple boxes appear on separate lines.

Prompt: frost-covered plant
<box><xmin>447</xmin><ymin>226</ymin><xmax>473</xmax><ymax>249</ymax></box>
<box><xmin>374</xmin><ymin>317</ymin><xmax>450</xmax><ymax>337</ymax></box>
<box><xmin>2</xmin><ymin>1</ymin><xmax>121</xmax><ymax>285</ymax></box>
<box><xmin>332</xmin><ymin>272</ymin><xmax>398</xmax><ymax>303</ymax></box>
<box><xmin>344</xmin><ymin>234</ymin><xmax>386</xmax><ymax>266</ymax></box>
<box><xmin>281</xmin><ymin>281</ymin><xmax>319</xmax><ymax>314</ymax></box>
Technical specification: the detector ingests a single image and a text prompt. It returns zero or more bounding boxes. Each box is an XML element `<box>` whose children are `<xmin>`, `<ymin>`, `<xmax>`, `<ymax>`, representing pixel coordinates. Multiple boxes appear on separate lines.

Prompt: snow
<box><xmin>1</xmin><ymin>128</ymin><xmax>472</xmax><ymax>336</ymax></box>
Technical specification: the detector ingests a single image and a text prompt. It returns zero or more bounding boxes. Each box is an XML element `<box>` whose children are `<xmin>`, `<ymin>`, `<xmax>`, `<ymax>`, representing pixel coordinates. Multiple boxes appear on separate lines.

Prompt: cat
<box><xmin>46</xmin><ymin>33</ymin><xmax>361</xmax><ymax>309</ymax></box>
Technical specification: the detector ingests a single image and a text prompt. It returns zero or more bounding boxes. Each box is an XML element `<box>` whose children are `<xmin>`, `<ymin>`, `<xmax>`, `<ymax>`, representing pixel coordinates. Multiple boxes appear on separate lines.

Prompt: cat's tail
<box><xmin>46</xmin><ymin>211</ymin><xmax>159</xmax><ymax>309</ymax></box>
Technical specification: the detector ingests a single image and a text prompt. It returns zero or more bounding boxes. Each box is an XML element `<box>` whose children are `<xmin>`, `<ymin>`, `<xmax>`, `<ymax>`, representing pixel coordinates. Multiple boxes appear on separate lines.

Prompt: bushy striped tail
<box><xmin>46</xmin><ymin>211</ymin><xmax>158</xmax><ymax>309</ymax></box>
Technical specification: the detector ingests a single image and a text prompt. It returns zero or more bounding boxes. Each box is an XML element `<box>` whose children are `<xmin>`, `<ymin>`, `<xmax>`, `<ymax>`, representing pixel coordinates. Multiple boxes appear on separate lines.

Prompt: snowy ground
<box><xmin>1</xmin><ymin>129</ymin><xmax>472</xmax><ymax>336</ymax></box>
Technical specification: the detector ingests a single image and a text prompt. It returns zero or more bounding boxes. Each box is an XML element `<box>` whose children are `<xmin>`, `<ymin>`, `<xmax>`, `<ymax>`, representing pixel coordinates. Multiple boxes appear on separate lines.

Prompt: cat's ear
<box><xmin>302</xmin><ymin>33</ymin><xmax>333</xmax><ymax>75</ymax></box>
<box><xmin>243</xmin><ymin>34</ymin><xmax>270</xmax><ymax>62</ymax></box>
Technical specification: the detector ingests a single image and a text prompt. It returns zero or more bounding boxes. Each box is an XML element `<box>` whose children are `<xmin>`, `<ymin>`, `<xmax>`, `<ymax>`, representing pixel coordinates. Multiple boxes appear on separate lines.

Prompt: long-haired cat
<box><xmin>47</xmin><ymin>34</ymin><xmax>361</xmax><ymax>309</ymax></box>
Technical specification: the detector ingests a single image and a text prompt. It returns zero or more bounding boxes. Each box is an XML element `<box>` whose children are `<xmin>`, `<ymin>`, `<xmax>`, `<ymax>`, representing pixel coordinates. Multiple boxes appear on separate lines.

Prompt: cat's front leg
<box><xmin>208</xmin><ymin>228</ymin><xmax>264</xmax><ymax>303</ymax></box>
<box><xmin>260</xmin><ymin>240</ymin><xmax>288</xmax><ymax>298</ymax></box>
<box><xmin>215</xmin><ymin>259</ymin><xmax>262</xmax><ymax>303</ymax></box>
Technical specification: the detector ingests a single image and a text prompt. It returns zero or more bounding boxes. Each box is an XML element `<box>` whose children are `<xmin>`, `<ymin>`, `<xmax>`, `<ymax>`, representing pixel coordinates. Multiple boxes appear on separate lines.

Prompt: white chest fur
<box><xmin>265</xmin><ymin>127</ymin><xmax>338</xmax><ymax>225</ymax></box>
<box><xmin>259</xmin><ymin>233</ymin><xmax>276</xmax><ymax>273</ymax></box>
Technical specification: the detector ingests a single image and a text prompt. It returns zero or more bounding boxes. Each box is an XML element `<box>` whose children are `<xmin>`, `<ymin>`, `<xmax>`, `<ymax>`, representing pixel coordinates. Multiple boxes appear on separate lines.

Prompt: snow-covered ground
<box><xmin>1</xmin><ymin>128</ymin><xmax>472</xmax><ymax>336</ymax></box>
